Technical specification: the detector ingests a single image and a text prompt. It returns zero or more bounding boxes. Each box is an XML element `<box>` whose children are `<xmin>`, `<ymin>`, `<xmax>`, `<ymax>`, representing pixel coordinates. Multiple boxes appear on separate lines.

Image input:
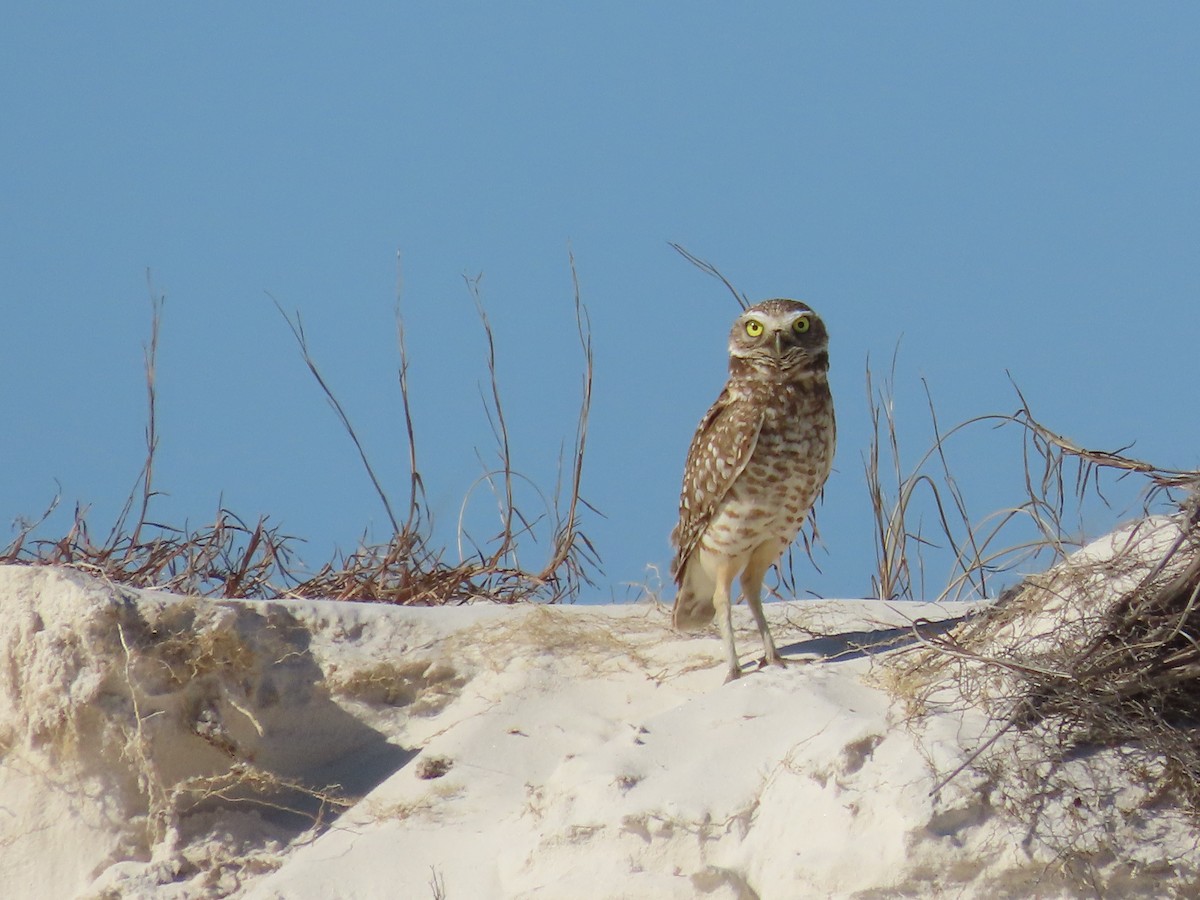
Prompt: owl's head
<box><xmin>727</xmin><ymin>298</ymin><xmax>829</xmax><ymax>379</ymax></box>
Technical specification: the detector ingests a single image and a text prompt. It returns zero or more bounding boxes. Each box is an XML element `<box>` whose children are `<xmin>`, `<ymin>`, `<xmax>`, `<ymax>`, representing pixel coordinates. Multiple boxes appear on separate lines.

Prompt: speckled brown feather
<box><xmin>669</xmin><ymin>384</ymin><xmax>764</xmax><ymax>583</ymax></box>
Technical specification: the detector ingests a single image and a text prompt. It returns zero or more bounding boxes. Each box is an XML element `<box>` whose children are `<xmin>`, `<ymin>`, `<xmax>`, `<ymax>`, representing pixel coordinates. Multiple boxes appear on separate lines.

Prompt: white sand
<box><xmin>1</xmin><ymin>563</ymin><xmax>1196</xmax><ymax>899</ymax></box>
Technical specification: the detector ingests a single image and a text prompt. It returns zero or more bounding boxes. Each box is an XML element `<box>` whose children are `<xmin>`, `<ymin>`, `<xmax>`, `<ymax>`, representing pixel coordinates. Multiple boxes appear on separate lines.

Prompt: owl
<box><xmin>671</xmin><ymin>298</ymin><xmax>835</xmax><ymax>682</ymax></box>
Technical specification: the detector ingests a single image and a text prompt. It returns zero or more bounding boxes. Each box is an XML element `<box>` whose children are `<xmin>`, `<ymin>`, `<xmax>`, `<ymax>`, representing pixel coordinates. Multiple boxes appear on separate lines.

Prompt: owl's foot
<box><xmin>723</xmin><ymin>666</ymin><xmax>743</xmax><ymax>684</ymax></box>
<box><xmin>756</xmin><ymin>653</ymin><xmax>787</xmax><ymax>670</ymax></box>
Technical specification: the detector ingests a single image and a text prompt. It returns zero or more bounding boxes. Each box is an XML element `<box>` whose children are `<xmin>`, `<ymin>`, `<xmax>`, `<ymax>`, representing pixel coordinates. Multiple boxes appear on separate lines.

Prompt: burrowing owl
<box><xmin>671</xmin><ymin>299</ymin><xmax>835</xmax><ymax>682</ymax></box>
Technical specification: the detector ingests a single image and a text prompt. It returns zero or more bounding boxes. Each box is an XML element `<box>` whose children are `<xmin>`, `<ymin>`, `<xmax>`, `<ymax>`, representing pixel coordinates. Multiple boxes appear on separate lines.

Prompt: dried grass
<box><xmin>862</xmin><ymin>355</ymin><xmax>1196</xmax><ymax>605</ymax></box>
<box><xmin>4</xmin><ymin>258</ymin><xmax>600</xmax><ymax>605</ymax></box>
<box><xmin>882</xmin><ymin>406</ymin><xmax>1200</xmax><ymax>834</ymax></box>
<box><xmin>854</xmin><ymin>345</ymin><xmax>1200</xmax><ymax>880</ymax></box>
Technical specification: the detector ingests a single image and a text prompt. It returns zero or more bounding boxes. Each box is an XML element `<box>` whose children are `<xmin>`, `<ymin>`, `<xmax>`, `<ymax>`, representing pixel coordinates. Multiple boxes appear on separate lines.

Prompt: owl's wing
<box><xmin>670</xmin><ymin>386</ymin><xmax>764</xmax><ymax>583</ymax></box>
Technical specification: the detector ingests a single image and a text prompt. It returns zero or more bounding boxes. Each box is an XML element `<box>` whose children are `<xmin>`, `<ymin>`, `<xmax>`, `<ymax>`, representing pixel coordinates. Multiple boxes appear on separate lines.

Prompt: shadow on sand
<box><xmin>778</xmin><ymin>614</ymin><xmax>971</xmax><ymax>664</ymax></box>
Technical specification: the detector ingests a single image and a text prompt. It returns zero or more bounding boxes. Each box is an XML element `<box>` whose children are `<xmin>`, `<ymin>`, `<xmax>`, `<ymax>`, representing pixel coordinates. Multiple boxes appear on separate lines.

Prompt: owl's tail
<box><xmin>672</xmin><ymin>557</ymin><xmax>716</xmax><ymax>631</ymax></box>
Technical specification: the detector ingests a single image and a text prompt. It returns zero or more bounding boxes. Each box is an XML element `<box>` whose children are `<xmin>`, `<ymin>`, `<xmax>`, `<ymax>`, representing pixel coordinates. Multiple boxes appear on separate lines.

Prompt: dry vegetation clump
<box><xmin>986</xmin><ymin>498</ymin><xmax>1200</xmax><ymax>795</ymax></box>
<box><xmin>861</xmin><ymin>388</ymin><xmax>1200</xmax><ymax>888</ymax></box>
<box><xmin>1061</xmin><ymin>505</ymin><xmax>1200</xmax><ymax>739</ymax></box>
<box><xmin>2</xmin><ymin>504</ymin><xmax>296</xmax><ymax>601</ymax></box>
<box><xmin>882</xmin><ymin>402</ymin><xmax>1200</xmax><ymax>834</ymax></box>
<box><xmin>2</xmin><ymin>303</ymin><xmax>296</xmax><ymax>599</ymax></box>
<box><xmin>3</xmin><ymin>260</ymin><xmax>599</xmax><ymax>605</ymax></box>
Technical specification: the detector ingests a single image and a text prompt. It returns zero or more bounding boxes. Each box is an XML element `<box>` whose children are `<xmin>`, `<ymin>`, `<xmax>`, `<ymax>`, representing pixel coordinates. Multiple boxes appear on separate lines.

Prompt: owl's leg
<box><xmin>741</xmin><ymin>548</ymin><xmax>783</xmax><ymax>669</ymax></box>
<box><xmin>713</xmin><ymin>559</ymin><xmax>742</xmax><ymax>683</ymax></box>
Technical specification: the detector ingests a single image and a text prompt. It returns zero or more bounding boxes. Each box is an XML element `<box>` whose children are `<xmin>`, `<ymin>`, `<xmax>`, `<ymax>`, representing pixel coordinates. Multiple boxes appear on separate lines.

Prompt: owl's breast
<box><xmin>700</xmin><ymin>383</ymin><xmax>835</xmax><ymax>558</ymax></box>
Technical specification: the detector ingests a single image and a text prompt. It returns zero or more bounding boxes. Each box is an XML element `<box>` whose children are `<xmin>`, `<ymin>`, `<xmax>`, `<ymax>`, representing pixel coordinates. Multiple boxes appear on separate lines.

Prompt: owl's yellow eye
<box><xmin>792</xmin><ymin>316</ymin><xmax>811</xmax><ymax>335</ymax></box>
<box><xmin>745</xmin><ymin>319</ymin><xmax>764</xmax><ymax>337</ymax></box>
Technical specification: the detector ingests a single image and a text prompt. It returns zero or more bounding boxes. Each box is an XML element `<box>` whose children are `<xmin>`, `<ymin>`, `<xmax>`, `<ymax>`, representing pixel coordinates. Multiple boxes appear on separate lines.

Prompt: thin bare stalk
<box><xmin>272</xmin><ymin>297</ymin><xmax>401</xmax><ymax>535</ymax></box>
<box><xmin>668</xmin><ymin>242</ymin><xmax>750</xmax><ymax>310</ymax></box>
<box><xmin>394</xmin><ymin>252</ymin><xmax>430</xmax><ymax>536</ymax></box>
<box><xmin>536</xmin><ymin>250</ymin><xmax>601</xmax><ymax>592</ymax></box>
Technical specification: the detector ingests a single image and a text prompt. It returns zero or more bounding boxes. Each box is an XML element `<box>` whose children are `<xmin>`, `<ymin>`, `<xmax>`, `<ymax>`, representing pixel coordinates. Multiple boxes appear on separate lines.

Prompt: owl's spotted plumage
<box><xmin>671</xmin><ymin>298</ymin><xmax>836</xmax><ymax>682</ymax></box>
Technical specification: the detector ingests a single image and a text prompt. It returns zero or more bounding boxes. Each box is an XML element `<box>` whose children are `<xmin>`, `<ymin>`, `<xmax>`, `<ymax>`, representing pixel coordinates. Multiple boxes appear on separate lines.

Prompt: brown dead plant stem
<box><xmin>859</xmin><ymin>356</ymin><xmax>1199</xmax><ymax>604</ymax></box>
<box><xmin>275</xmin><ymin>253</ymin><xmax>599</xmax><ymax>605</ymax></box>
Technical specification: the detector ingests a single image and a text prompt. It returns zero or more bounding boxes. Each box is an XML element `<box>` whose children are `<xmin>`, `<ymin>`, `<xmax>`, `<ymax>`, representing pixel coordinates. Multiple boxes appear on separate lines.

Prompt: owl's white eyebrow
<box><xmin>740</xmin><ymin>314</ymin><xmax>807</xmax><ymax>325</ymax></box>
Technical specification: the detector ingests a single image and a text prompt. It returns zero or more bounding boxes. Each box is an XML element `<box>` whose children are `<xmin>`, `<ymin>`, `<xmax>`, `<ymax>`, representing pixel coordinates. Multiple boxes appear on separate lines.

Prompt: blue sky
<box><xmin>3</xmin><ymin>5</ymin><xmax>1198</xmax><ymax>601</ymax></box>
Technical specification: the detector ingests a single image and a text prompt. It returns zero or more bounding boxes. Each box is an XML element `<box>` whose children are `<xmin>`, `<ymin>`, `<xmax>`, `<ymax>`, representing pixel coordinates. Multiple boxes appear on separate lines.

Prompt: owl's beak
<box><xmin>772</xmin><ymin>330</ymin><xmax>784</xmax><ymax>358</ymax></box>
